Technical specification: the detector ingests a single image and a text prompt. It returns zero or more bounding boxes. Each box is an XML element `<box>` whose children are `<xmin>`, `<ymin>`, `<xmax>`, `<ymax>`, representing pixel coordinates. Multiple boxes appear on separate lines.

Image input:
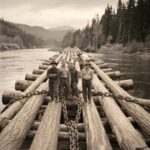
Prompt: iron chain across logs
<box><xmin>1</xmin><ymin>90</ymin><xmax>49</xmax><ymax>113</ymax></box>
<box><xmin>93</xmin><ymin>91</ymin><xmax>147</xmax><ymax>106</ymax></box>
<box><xmin>61</xmin><ymin>96</ymin><xmax>83</xmax><ymax>150</ymax></box>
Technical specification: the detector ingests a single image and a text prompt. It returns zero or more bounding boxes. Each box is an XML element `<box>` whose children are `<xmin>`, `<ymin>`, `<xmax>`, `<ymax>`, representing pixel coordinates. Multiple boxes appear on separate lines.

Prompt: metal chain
<box><xmin>1</xmin><ymin>90</ymin><xmax>48</xmax><ymax>113</ymax></box>
<box><xmin>61</xmin><ymin>97</ymin><xmax>82</xmax><ymax>150</ymax></box>
<box><xmin>93</xmin><ymin>91</ymin><xmax>143</xmax><ymax>106</ymax></box>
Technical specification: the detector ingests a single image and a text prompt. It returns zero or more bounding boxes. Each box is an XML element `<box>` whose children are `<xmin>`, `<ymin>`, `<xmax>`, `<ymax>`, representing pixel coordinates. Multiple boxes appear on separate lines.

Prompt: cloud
<box><xmin>0</xmin><ymin>0</ymin><xmax>128</xmax><ymax>28</ymax></box>
<box><xmin>0</xmin><ymin>0</ymin><xmax>121</xmax><ymax>10</ymax></box>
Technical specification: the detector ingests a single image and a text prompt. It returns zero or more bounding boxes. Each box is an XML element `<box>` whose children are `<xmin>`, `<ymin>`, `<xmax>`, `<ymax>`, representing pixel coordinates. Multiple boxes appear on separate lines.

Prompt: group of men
<box><xmin>47</xmin><ymin>52</ymin><xmax>93</xmax><ymax>103</ymax></box>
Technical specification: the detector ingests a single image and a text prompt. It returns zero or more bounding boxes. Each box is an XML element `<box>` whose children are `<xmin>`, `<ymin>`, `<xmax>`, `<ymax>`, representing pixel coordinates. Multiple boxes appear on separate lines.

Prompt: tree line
<box><xmin>0</xmin><ymin>19</ymin><xmax>43</xmax><ymax>49</ymax></box>
<box><xmin>62</xmin><ymin>0</ymin><xmax>150</xmax><ymax>51</ymax></box>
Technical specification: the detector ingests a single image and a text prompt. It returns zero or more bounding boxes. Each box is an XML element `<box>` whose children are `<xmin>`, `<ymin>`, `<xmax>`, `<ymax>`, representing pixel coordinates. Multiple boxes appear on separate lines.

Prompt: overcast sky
<box><xmin>0</xmin><ymin>0</ymin><xmax>127</xmax><ymax>29</ymax></box>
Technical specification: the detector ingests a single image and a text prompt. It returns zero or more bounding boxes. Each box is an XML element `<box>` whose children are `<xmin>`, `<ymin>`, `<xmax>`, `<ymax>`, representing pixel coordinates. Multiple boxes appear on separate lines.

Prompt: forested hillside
<box><xmin>0</xmin><ymin>19</ymin><xmax>43</xmax><ymax>51</ymax></box>
<box><xmin>62</xmin><ymin>0</ymin><xmax>150</xmax><ymax>53</ymax></box>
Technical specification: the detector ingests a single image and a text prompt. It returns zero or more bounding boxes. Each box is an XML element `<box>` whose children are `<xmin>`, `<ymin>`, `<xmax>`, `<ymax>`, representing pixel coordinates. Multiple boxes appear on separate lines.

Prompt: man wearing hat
<box><xmin>47</xmin><ymin>60</ymin><xmax>60</xmax><ymax>102</ymax></box>
<box><xmin>69</xmin><ymin>63</ymin><xmax>79</xmax><ymax>97</ymax></box>
<box><xmin>59</xmin><ymin>60</ymin><xmax>71</xmax><ymax>99</ymax></box>
<box><xmin>77</xmin><ymin>52</ymin><xmax>84</xmax><ymax>70</ymax></box>
<box><xmin>81</xmin><ymin>61</ymin><xmax>93</xmax><ymax>103</ymax></box>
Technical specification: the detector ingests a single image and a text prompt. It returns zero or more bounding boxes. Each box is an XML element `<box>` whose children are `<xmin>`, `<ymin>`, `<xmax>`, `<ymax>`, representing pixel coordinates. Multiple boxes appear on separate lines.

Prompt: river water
<box><xmin>0</xmin><ymin>48</ymin><xmax>57</xmax><ymax>111</ymax></box>
<box><xmin>0</xmin><ymin>49</ymin><xmax>150</xmax><ymax>111</ymax></box>
<box><xmin>102</xmin><ymin>53</ymin><xmax>150</xmax><ymax>99</ymax></box>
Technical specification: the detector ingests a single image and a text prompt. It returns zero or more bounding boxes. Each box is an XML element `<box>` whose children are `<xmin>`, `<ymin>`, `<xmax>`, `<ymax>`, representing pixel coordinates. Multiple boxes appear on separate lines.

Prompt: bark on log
<box><xmin>91</xmin><ymin>62</ymin><xmax>150</xmax><ymax>137</ymax></box>
<box><xmin>31</xmin><ymin>122</ymin><xmax>85</xmax><ymax>132</ymax></box>
<box><xmin>102</xmin><ymin>68</ymin><xmax>113</xmax><ymax>72</ymax></box>
<box><xmin>106</xmin><ymin>71</ymin><xmax>121</xmax><ymax>78</ymax></box>
<box><xmin>25</xmin><ymin>74</ymin><xmax>39</xmax><ymax>81</ymax></box>
<box><xmin>30</xmin><ymin>97</ymin><xmax>61</xmax><ymax>150</ymax></box>
<box><xmin>0</xmin><ymin>53</ymin><xmax>63</xmax><ymax>129</ymax></box>
<box><xmin>98</xmin><ymin>63</ymin><xmax>108</xmax><ymax>69</ymax></box>
<box><xmin>42</xmin><ymin>62</ymin><xmax>51</xmax><ymax>65</ymax></box>
<box><xmin>39</xmin><ymin>65</ymin><xmax>49</xmax><ymax>70</ymax></box>
<box><xmin>15</xmin><ymin>80</ymin><xmax>33</xmax><ymax>91</ymax></box>
<box><xmin>27</xmin><ymin>131</ymin><xmax>86</xmax><ymax>141</ymax></box>
<box><xmin>75</xmin><ymin>61</ymin><xmax>112</xmax><ymax>150</ymax></box>
<box><xmin>0</xmin><ymin>83</ymin><xmax>48</xmax><ymax>150</ymax></box>
<box><xmin>32</xmin><ymin>69</ymin><xmax>44</xmax><ymax>75</ymax></box>
<box><xmin>92</xmin><ymin>74</ymin><xmax>148</xmax><ymax>149</ymax></box>
<box><xmin>2</xmin><ymin>91</ymin><xmax>21</xmax><ymax>105</ymax></box>
<box><xmin>115</xmin><ymin>79</ymin><xmax>134</xmax><ymax>90</ymax></box>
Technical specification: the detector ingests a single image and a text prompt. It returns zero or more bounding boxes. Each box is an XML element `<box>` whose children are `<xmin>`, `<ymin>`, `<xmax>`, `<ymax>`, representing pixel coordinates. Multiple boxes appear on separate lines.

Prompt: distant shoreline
<box><xmin>97</xmin><ymin>43</ymin><xmax>150</xmax><ymax>56</ymax></box>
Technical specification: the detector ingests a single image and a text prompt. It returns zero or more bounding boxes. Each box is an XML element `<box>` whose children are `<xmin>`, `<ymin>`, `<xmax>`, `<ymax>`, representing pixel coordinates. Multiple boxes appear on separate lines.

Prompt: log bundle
<box><xmin>0</xmin><ymin>47</ymin><xmax>150</xmax><ymax>150</ymax></box>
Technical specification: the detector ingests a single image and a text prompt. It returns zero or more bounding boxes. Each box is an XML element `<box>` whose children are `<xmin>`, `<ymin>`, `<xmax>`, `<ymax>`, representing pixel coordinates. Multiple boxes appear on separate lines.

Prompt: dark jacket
<box><xmin>47</xmin><ymin>67</ymin><xmax>60</xmax><ymax>80</ymax></box>
<box><xmin>70</xmin><ymin>69</ymin><xmax>78</xmax><ymax>82</ymax></box>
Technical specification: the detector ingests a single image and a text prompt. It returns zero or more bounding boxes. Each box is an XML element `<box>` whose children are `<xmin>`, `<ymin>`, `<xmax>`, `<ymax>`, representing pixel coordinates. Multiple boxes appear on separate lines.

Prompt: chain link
<box><xmin>93</xmin><ymin>91</ymin><xmax>143</xmax><ymax>105</ymax></box>
<box><xmin>1</xmin><ymin>90</ymin><xmax>48</xmax><ymax>113</ymax></box>
<box><xmin>61</xmin><ymin>96</ymin><xmax>82</xmax><ymax>150</ymax></box>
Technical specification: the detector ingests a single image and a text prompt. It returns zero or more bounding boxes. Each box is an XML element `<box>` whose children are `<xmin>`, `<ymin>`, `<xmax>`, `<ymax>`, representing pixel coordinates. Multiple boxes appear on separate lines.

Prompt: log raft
<box><xmin>0</xmin><ymin>47</ymin><xmax>150</xmax><ymax>150</ymax></box>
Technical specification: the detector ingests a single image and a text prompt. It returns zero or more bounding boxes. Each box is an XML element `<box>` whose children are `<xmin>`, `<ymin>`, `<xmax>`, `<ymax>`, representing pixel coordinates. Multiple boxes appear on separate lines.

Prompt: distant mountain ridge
<box><xmin>17</xmin><ymin>24</ymin><xmax>75</xmax><ymax>45</ymax></box>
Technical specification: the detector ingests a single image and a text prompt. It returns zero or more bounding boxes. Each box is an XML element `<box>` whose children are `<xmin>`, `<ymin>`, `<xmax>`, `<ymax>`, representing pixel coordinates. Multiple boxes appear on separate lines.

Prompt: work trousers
<box><xmin>82</xmin><ymin>79</ymin><xmax>92</xmax><ymax>102</ymax></box>
<box><xmin>48</xmin><ymin>79</ymin><xmax>59</xmax><ymax>100</ymax></box>
<box><xmin>71</xmin><ymin>81</ymin><xmax>78</xmax><ymax>96</ymax></box>
<box><xmin>60</xmin><ymin>78</ymin><xmax>70</xmax><ymax>98</ymax></box>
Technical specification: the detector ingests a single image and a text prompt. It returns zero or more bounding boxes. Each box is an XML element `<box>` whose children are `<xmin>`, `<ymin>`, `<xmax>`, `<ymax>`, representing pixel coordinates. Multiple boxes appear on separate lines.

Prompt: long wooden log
<box><xmin>32</xmin><ymin>69</ymin><xmax>44</xmax><ymax>75</ymax></box>
<box><xmin>0</xmin><ymin>83</ymin><xmax>48</xmax><ymax>150</ymax></box>
<box><xmin>31</xmin><ymin>122</ymin><xmax>84</xmax><ymax>132</ymax></box>
<box><xmin>98</xmin><ymin>63</ymin><xmax>108</xmax><ymax>69</ymax></box>
<box><xmin>30</xmin><ymin>101</ymin><xmax>62</xmax><ymax>150</ymax></box>
<box><xmin>2</xmin><ymin>91</ymin><xmax>21</xmax><ymax>105</ymax></box>
<box><xmin>15</xmin><ymin>80</ymin><xmax>32</xmax><ymax>91</ymax></box>
<box><xmin>27</xmin><ymin>131</ymin><xmax>86</xmax><ymax>141</ymax></box>
<box><xmin>102</xmin><ymin>68</ymin><xmax>113</xmax><ymax>72</ymax></box>
<box><xmin>115</xmin><ymin>79</ymin><xmax>134</xmax><ymax>90</ymax></box>
<box><xmin>39</xmin><ymin>65</ymin><xmax>49</xmax><ymax>70</ymax></box>
<box><xmin>91</xmin><ymin>62</ymin><xmax>150</xmax><ymax>137</ymax></box>
<box><xmin>92</xmin><ymin>74</ymin><xmax>148</xmax><ymax>149</ymax></box>
<box><xmin>42</xmin><ymin>62</ymin><xmax>51</xmax><ymax>65</ymax></box>
<box><xmin>0</xmin><ymin>53</ymin><xmax>63</xmax><ymax>129</ymax></box>
<box><xmin>106</xmin><ymin>71</ymin><xmax>121</xmax><ymax>78</ymax></box>
<box><xmin>75</xmin><ymin>61</ymin><xmax>112</xmax><ymax>150</ymax></box>
<box><xmin>25</xmin><ymin>74</ymin><xmax>39</xmax><ymax>81</ymax></box>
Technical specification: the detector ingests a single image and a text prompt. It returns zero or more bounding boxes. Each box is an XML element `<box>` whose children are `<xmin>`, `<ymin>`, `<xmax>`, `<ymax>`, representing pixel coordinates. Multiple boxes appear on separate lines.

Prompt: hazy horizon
<box><xmin>0</xmin><ymin>0</ymin><xmax>127</xmax><ymax>29</ymax></box>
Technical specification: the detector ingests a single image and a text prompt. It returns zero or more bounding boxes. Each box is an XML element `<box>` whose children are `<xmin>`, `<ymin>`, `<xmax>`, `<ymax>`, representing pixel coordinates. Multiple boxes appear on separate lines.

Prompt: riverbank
<box><xmin>0</xmin><ymin>43</ymin><xmax>22</xmax><ymax>51</ymax></box>
<box><xmin>97</xmin><ymin>42</ymin><xmax>150</xmax><ymax>56</ymax></box>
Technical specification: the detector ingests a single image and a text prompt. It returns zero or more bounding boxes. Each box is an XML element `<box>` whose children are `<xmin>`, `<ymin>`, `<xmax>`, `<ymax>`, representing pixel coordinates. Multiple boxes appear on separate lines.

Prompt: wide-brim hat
<box><xmin>50</xmin><ymin>60</ymin><xmax>57</xmax><ymax>65</ymax></box>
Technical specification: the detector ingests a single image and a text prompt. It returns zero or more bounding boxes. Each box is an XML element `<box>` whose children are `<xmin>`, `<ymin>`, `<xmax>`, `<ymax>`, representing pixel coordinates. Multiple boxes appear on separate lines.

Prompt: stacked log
<box><xmin>91</xmin><ymin>74</ymin><xmax>148</xmax><ymax>149</ymax></box>
<box><xmin>90</xmin><ymin>61</ymin><xmax>150</xmax><ymax>137</ymax></box>
<box><xmin>15</xmin><ymin>80</ymin><xmax>32</xmax><ymax>91</ymax></box>
<box><xmin>0</xmin><ymin>83</ymin><xmax>48</xmax><ymax>149</ymax></box>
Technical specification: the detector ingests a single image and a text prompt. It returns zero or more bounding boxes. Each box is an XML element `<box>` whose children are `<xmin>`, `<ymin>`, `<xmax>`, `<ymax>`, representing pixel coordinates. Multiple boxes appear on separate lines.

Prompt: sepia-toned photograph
<box><xmin>0</xmin><ymin>0</ymin><xmax>150</xmax><ymax>149</ymax></box>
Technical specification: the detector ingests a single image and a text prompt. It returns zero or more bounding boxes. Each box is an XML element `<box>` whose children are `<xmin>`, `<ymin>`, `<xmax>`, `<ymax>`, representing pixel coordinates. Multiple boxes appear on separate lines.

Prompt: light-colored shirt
<box><xmin>81</xmin><ymin>68</ymin><xmax>93</xmax><ymax>80</ymax></box>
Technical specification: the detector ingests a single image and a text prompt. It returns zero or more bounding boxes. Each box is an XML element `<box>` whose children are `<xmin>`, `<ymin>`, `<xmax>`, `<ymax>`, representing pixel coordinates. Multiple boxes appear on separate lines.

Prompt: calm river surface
<box><xmin>0</xmin><ymin>48</ymin><xmax>57</xmax><ymax>110</ymax></box>
<box><xmin>102</xmin><ymin>53</ymin><xmax>150</xmax><ymax>99</ymax></box>
<box><xmin>0</xmin><ymin>49</ymin><xmax>150</xmax><ymax>111</ymax></box>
